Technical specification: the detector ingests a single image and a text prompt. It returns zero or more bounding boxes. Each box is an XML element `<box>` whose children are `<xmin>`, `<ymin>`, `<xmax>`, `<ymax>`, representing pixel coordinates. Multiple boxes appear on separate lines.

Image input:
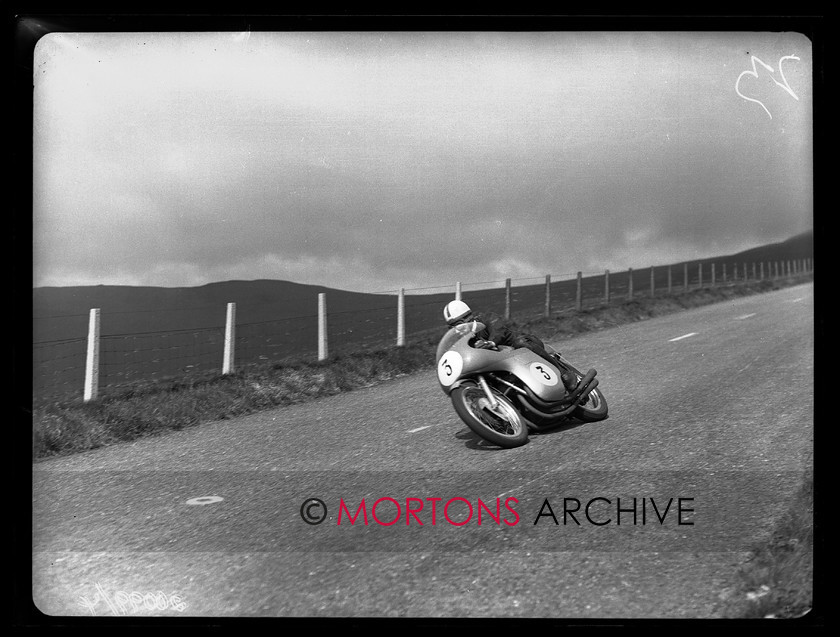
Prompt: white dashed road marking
<box><xmin>408</xmin><ymin>425</ymin><xmax>433</xmax><ymax>433</ymax></box>
<box><xmin>186</xmin><ymin>496</ymin><xmax>224</xmax><ymax>506</ymax></box>
<box><xmin>735</xmin><ymin>313</ymin><xmax>756</xmax><ymax>320</ymax></box>
<box><xmin>668</xmin><ymin>333</ymin><xmax>698</xmax><ymax>342</ymax></box>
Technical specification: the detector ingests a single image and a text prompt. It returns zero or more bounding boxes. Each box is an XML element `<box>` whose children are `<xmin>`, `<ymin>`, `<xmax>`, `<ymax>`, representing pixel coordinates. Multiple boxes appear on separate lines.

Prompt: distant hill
<box><xmin>33</xmin><ymin>280</ymin><xmax>400</xmax><ymax>341</ymax></box>
<box><xmin>33</xmin><ymin>230</ymin><xmax>813</xmax><ymax>345</ymax></box>
<box><xmin>673</xmin><ymin>230</ymin><xmax>814</xmax><ymax>269</ymax></box>
<box><xmin>31</xmin><ymin>231</ymin><xmax>813</xmax><ymax>397</ymax></box>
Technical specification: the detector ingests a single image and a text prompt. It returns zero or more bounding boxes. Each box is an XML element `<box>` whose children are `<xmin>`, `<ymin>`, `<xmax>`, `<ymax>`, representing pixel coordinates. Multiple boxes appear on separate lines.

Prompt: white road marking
<box><xmin>186</xmin><ymin>496</ymin><xmax>224</xmax><ymax>506</ymax></box>
<box><xmin>735</xmin><ymin>313</ymin><xmax>757</xmax><ymax>320</ymax></box>
<box><xmin>668</xmin><ymin>332</ymin><xmax>698</xmax><ymax>342</ymax></box>
<box><xmin>788</xmin><ymin>297</ymin><xmax>803</xmax><ymax>303</ymax></box>
<box><xmin>408</xmin><ymin>425</ymin><xmax>433</xmax><ymax>433</ymax></box>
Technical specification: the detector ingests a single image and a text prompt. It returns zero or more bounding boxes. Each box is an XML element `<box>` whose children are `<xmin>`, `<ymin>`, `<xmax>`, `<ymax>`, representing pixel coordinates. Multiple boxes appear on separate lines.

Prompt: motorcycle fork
<box><xmin>476</xmin><ymin>375</ymin><xmax>499</xmax><ymax>409</ymax></box>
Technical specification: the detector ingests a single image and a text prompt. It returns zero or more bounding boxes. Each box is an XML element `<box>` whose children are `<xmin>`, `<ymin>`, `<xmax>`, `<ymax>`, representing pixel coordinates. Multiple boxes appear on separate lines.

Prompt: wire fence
<box><xmin>32</xmin><ymin>258</ymin><xmax>813</xmax><ymax>402</ymax></box>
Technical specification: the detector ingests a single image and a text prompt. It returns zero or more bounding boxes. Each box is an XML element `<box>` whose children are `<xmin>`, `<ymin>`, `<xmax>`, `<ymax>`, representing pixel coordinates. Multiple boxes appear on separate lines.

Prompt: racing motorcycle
<box><xmin>436</xmin><ymin>321</ymin><xmax>608</xmax><ymax>448</ymax></box>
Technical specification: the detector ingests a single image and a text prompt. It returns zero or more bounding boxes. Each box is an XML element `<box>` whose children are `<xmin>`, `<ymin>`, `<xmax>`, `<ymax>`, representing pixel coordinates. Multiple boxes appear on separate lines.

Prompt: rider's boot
<box><xmin>560</xmin><ymin>369</ymin><xmax>578</xmax><ymax>393</ymax></box>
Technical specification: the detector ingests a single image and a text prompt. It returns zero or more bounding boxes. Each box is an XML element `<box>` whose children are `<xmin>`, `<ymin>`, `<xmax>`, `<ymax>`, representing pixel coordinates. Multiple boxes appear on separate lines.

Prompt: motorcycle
<box><xmin>436</xmin><ymin>320</ymin><xmax>608</xmax><ymax>448</ymax></box>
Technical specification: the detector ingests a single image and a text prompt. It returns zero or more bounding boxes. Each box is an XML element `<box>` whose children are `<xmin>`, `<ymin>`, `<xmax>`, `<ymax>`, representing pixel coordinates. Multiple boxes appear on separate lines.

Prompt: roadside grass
<box><xmin>720</xmin><ymin>468</ymin><xmax>814</xmax><ymax>619</ymax></box>
<box><xmin>32</xmin><ymin>275</ymin><xmax>812</xmax><ymax>460</ymax></box>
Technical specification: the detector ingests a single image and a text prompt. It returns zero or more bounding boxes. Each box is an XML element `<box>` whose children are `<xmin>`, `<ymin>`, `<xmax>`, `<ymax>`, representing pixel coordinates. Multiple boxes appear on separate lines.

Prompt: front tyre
<box><xmin>451</xmin><ymin>381</ymin><xmax>529</xmax><ymax>448</ymax></box>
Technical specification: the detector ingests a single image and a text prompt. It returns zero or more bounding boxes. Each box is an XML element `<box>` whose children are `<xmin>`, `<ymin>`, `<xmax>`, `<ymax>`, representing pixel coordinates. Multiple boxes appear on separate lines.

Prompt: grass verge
<box><xmin>32</xmin><ymin>276</ymin><xmax>812</xmax><ymax>460</ymax></box>
<box><xmin>719</xmin><ymin>468</ymin><xmax>814</xmax><ymax>619</ymax></box>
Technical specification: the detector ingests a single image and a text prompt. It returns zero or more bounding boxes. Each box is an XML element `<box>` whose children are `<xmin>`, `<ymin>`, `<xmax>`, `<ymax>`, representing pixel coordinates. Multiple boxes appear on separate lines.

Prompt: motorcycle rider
<box><xmin>442</xmin><ymin>299</ymin><xmax>579</xmax><ymax>393</ymax></box>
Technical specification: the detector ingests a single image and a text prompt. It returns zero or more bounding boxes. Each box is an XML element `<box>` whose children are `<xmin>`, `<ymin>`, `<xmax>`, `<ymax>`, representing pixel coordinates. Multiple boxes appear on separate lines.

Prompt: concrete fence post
<box><xmin>318</xmin><ymin>293</ymin><xmax>328</xmax><ymax>361</ymax></box>
<box><xmin>628</xmin><ymin>268</ymin><xmax>634</xmax><ymax>300</ymax></box>
<box><xmin>667</xmin><ymin>265</ymin><xmax>672</xmax><ymax>294</ymax></box>
<box><xmin>397</xmin><ymin>288</ymin><xmax>405</xmax><ymax>347</ymax></box>
<box><xmin>711</xmin><ymin>263</ymin><xmax>716</xmax><ymax>287</ymax></box>
<box><xmin>83</xmin><ymin>308</ymin><xmax>101</xmax><ymax>402</ymax></box>
<box><xmin>698</xmin><ymin>263</ymin><xmax>703</xmax><ymax>288</ymax></box>
<box><xmin>604</xmin><ymin>270</ymin><xmax>610</xmax><ymax>304</ymax></box>
<box><xmin>576</xmin><ymin>271</ymin><xmax>583</xmax><ymax>311</ymax></box>
<box><xmin>683</xmin><ymin>263</ymin><xmax>688</xmax><ymax>290</ymax></box>
<box><xmin>222</xmin><ymin>302</ymin><xmax>236</xmax><ymax>375</ymax></box>
<box><xmin>544</xmin><ymin>275</ymin><xmax>551</xmax><ymax>318</ymax></box>
<box><xmin>505</xmin><ymin>278</ymin><xmax>511</xmax><ymax>320</ymax></box>
<box><xmin>455</xmin><ymin>281</ymin><xmax>462</xmax><ymax>301</ymax></box>
<box><xmin>650</xmin><ymin>266</ymin><xmax>655</xmax><ymax>297</ymax></box>
<box><xmin>760</xmin><ymin>262</ymin><xmax>765</xmax><ymax>280</ymax></box>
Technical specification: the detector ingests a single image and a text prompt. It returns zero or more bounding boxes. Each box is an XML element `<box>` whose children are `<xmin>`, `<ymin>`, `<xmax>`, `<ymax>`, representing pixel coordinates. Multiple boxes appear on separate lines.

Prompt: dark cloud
<box><xmin>33</xmin><ymin>31</ymin><xmax>813</xmax><ymax>292</ymax></box>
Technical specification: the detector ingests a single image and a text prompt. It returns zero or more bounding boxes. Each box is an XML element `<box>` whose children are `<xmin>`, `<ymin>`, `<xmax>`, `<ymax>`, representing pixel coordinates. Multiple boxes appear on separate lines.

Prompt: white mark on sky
<box><xmin>735</xmin><ymin>54</ymin><xmax>800</xmax><ymax>119</ymax></box>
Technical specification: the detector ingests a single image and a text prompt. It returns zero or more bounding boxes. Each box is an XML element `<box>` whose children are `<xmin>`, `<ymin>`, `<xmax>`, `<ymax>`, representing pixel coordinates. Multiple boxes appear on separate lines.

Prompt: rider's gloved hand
<box><xmin>474</xmin><ymin>339</ymin><xmax>497</xmax><ymax>350</ymax></box>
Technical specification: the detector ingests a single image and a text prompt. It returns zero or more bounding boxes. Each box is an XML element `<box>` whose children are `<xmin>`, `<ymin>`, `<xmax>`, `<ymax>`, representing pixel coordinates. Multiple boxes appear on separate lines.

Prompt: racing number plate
<box><xmin>437</xmin><ymin>351</ymin><xmax>463</xmax><ymax>386</ymax></box>
<box><xmin>529</xmin><ymin>361</ymin><xmax>559</xmax><ymax>386</ymax></box>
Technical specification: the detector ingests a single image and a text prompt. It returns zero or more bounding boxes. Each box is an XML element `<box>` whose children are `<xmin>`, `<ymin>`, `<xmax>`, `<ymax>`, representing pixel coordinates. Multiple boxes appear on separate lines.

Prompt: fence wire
<box><xmin>32</xmin><ymin>258</ymin><xmax>810</xmax><ymax>401</ymax></box>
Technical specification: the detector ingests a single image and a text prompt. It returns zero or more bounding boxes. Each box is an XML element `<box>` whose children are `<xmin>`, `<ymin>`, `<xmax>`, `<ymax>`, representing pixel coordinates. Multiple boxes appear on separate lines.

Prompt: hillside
<box><xmin>34</xmin><ymin>230</ymin><xmax>813</xmax><ymax>344</ymax></box>
<box><xmin>33</xmin><ymin>280</ymin><xmax>399</xmax><ymax>342</ymax></box>
<box><xmin>32</xmin><ymin>230</ymin><xmax>813</xmax><ymax>399</ymax></box>
<box><xmin>684</xmin><ymin>230</ymin><xmax>814</xmax><ymax>268</ymax></box>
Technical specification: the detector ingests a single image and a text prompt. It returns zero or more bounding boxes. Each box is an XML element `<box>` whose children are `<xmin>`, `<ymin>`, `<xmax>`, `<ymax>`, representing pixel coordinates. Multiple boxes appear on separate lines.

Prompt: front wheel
<box><xmin>451</xmin><ymin>381</ymin><xmax>529</xmax><ymax>448</ymax></box>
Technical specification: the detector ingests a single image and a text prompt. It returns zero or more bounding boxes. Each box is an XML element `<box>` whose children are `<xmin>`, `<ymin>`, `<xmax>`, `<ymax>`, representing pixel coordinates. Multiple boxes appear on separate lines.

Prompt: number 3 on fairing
<box><xmin>529</xmin><ymin>362</ymin><xmax>559</xmax><ymax>386</ymax></box>
<box><xmin>437</xmin><ymin>351</ymin><xmax>464</xmax><ymax>387</ymax></box>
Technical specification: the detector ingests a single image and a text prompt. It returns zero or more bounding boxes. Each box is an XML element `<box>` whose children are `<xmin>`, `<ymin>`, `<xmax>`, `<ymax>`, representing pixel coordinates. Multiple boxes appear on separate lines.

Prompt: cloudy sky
<box><xmin>32</xmin><ymin>29</ymin><xmax>813</xmax><ymax>293</ymax></box>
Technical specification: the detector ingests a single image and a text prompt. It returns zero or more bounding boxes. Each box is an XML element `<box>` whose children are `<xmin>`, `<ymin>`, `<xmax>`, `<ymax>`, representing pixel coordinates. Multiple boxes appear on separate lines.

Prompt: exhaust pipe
<box><xmin>516</xmin><ymin>379</ymin><xmax>599</xmax><ymax>421</ymax></box>
<box><xmin>514</xmin><ymin>367</ymin><xmax>599</xmax><ymax>425</ymax></box>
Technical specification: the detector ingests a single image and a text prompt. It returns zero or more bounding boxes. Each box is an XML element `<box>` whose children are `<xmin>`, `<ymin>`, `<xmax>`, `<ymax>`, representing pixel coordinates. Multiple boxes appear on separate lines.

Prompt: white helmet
<box><xmin>443</xmin><ymin>300</ymin><xmax>472</xmax><ymax>325</ymax></box>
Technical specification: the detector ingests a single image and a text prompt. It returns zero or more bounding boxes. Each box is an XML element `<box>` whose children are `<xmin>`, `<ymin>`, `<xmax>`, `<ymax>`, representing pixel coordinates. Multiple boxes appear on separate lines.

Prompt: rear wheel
<box><xmin>571</xmin><ymin>373</ymin><xmax>609</xmax><ymax>422</ymax></box>
<box><xmin>451</xmin><ymin>381</ymin><xmax>529</xmax><ymax>448</ymax></box>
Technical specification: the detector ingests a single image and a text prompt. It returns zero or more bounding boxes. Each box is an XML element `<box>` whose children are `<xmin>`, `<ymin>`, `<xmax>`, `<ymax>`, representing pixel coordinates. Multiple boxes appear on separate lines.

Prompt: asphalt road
<box><xmin>32</xmin><ymin>282</ymin><xmax>814</xmax><ymax>618</ymax></box>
